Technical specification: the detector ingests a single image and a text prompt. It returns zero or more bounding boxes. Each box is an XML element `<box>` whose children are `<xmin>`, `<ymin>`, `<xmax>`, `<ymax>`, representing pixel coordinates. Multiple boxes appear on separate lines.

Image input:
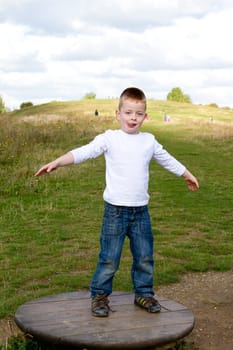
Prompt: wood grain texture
<box><xmin>15</xmin><ymin>291</ymin><xmax>194</xmax><ymax>350</ymax></box>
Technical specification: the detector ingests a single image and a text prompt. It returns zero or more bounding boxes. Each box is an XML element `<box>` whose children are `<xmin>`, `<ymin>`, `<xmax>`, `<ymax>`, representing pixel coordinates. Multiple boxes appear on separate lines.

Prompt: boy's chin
<box><xmin>122</xmin><ymin>126</ymin><xmax>139</xmax><ymax>134</ymax></box>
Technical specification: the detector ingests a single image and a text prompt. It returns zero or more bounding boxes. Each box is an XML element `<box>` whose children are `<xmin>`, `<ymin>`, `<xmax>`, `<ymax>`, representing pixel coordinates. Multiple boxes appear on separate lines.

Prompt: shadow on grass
<box><xmin>1</xmin><ymin>335</ymin><xmax>199</xmax><ymax>350</ymax></box>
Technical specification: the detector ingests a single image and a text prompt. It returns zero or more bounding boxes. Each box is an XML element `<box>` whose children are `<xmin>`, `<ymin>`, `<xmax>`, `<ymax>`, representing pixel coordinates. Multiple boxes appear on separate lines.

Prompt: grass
<box><xmin>0</xmin><ymin>98</ymin><xmax>233</xmax><ymax>324</ymax></box>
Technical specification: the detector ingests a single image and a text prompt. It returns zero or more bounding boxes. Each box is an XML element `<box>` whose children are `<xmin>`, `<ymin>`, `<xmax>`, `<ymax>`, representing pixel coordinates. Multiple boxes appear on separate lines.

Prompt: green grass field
<box><xmin>0</xmin><ymin>99</ymin><xmax>233</xmax><ymax>319</ymax></box>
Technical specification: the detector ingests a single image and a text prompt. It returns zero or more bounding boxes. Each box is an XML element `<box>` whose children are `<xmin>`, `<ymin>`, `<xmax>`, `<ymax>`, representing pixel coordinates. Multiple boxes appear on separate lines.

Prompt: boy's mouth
<box><xmin>128</xmin><ymin>123</ymin><xmax>137</xmax><ymax>128</ymax></box>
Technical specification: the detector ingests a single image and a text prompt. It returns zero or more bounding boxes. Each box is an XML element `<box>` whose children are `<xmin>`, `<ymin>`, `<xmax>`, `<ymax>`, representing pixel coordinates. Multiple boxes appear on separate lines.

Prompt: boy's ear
<box><xmin>144</xmin><ymin>113</ymin><xmax>149</xmax><ymax>120</ymax></box>
<box><xmin>115</xmin><ymin>109</ymin><xmax>120</xmax><ymax>121</ymax></box>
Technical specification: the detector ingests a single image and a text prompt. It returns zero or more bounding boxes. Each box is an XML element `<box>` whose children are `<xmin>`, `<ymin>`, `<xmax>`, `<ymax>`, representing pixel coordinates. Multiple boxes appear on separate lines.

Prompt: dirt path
<box><xmin>157</xmin><ymin>270</ymin><xmax>233</xmax><ymax>350</ymax></box>
<box><xmin>0</xmin><ymin>270</ymin><xmax>232</xmax><ymax>349</ymax></box>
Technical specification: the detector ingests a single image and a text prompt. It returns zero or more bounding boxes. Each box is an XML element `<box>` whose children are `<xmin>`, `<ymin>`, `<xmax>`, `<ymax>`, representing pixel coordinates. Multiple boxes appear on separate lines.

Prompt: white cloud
<box><xmin>1</xmin><ymin>0</ymin><xmax>233</xmax><ymax>109</ymax></box>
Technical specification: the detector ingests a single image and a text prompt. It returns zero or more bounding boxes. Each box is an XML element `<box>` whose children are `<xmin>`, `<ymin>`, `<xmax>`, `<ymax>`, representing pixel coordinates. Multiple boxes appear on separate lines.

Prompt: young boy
<box><xmin>35</xmin><ymin>87</ymin><xmax>199</xmax><ymax>317</ymax></box>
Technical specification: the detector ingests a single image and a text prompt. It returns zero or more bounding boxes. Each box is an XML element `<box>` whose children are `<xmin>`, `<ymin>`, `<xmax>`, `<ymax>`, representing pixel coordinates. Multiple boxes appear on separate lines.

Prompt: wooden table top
<box><xmin>15</xmin><ymin>291</ymin><xmax>194</xmax><ymax>350</ymax></box>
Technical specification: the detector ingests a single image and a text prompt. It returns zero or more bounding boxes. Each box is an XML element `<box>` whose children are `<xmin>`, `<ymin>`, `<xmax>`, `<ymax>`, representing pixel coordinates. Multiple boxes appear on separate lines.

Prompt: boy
<box><xmin>35</xmin><ymin>87</ymin><xmax>199</xmax><ymax>317</ymax></box>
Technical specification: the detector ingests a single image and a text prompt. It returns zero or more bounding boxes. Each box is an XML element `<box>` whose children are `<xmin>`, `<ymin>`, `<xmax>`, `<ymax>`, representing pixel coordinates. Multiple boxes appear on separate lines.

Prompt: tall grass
<box><xmin>0</xmin><ymin>100</ymin><xmax>233</xmax><ymax>319</ymax></box>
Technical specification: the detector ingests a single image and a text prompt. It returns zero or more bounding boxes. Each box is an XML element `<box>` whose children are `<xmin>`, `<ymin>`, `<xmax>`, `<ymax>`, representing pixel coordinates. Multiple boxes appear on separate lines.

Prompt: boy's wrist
<box><xmin>182</xmin><ymin>169</ymin><xmax>188</xmax><ymax>178</ymax></box>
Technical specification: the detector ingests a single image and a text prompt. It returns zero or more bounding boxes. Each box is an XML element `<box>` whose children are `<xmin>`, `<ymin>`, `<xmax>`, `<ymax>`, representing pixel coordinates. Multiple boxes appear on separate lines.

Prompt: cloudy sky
<box><xmin>1</xmin><ymin>0</ymin><xmax>233</xmax><ymax>109</ymax></box>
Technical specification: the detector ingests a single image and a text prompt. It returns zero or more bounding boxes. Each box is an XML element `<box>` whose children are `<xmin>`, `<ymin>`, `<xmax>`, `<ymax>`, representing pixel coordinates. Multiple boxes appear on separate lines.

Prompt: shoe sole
<box><xmin>92</xmin><ymin>311</ymin><xmax>109</xmax><ymax>317</ymax></box>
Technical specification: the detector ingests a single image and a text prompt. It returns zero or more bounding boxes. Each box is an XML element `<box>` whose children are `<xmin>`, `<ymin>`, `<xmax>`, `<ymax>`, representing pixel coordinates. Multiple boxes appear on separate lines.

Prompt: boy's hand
<box><xmin>34</xmin><ymin>161</ymin><xmax>58</xmax><ymax>176</ymax></box>
<box><xmin>182</xmin><ymin>170</ymin><xmax>199</xmax><ymax>192</ymax></box>
<box><xmin>34</xmin><ymin>152</ymin><xmax>74</xmax><ymax>177</ymax></box>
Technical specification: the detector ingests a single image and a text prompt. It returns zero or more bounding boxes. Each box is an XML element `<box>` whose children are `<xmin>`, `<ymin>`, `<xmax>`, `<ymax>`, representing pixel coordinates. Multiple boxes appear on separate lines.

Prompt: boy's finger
<box><xmin>35</xmin><ymin>167</ymin><xmax>47</xmax><ymax>176</ymax></box>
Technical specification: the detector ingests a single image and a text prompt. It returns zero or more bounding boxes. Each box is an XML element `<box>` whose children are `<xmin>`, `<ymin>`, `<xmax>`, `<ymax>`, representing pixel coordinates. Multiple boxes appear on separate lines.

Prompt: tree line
<box><xmin>0</xmin><ymin>87</ymin><xmax>192</xmax><ymax>113</ymax></box>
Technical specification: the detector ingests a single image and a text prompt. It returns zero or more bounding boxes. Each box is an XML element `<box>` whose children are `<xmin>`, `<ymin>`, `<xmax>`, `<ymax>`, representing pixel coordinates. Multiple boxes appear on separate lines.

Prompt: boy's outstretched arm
<box><xmin>35</xmin><ymin>152</ymin><xmax>74</xmax><ymax>176</ymax></box>
<box><xmin>182</xmin><ymin>169</ymin><xmax>199</xmax><ymax>192</ymax></box>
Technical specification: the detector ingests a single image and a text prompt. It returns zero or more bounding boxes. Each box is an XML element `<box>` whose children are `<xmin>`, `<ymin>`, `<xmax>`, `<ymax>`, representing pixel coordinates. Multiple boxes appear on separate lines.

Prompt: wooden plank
<box><xmin>16</xmin><ymin>307</ymin><xmax>192</xmax><ymax>330</ymax></box>
<box><xmin>15</xmin><ymin>291</ymin><xmax>194</xmax><ymax>350</ymax></box>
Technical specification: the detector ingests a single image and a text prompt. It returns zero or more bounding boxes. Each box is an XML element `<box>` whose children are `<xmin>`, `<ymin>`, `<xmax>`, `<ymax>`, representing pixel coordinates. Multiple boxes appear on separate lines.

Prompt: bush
<box><xmin>0</xmin><ymin>96</ymin><xmax>6</xmax><ymax>113</ymax></box>
<box><xmin>83</xmin><ymin>92</ymin><xmax>96</xmax><ymax>99</ymax></box>
<box><xmin>20</xmin><ymin>102</ymin><xmax>34</xmax><ymax>109</ymax></box>
<box><xmin>207</xmin><ymin>103</ymin><xmax>218</xmax><ymax>108</ymax></box>
<box><xmin>167</xmin><ymin>87</ymin><xmax>192</xmax><ymax>103</ymax></box>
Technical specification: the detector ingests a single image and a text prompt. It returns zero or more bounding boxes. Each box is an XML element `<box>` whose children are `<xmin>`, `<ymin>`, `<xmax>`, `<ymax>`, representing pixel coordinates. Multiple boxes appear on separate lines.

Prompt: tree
<box><xmin>0</xmin><ymin>95</ymin><xmax>6</xmax><ymax>113</ymax></box>
<box><xmin>20</xmin><ymin>102</ymin><xmax>34</xmax><ymax>109</ymax></box>
<box><xmin>167</xmin><ymin>87</ymin><xmax>192</xmax><ymax>103</ymax></box>
<box><xmin>83</xmin><ymin>92</ymin><xmax>96</xmax><ymax>99</ymax></box>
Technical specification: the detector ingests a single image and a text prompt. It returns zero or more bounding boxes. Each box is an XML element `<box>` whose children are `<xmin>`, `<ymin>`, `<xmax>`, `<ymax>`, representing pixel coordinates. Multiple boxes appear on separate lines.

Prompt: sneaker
<box><xmin>91</xmin><ymin>293</ymin><xmax>110</xmax><ymax>317</ymax></box>
<box><xmin>134</xmin><ymin>296</ymin><xmax>161</xmax><ymax>313</ymax></box>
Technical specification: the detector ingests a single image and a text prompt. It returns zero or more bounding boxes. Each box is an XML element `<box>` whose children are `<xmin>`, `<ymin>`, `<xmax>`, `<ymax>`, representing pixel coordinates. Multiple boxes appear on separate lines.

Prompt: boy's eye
<box><xmin>124</xmin><ymin>111</ymin><xmax>144</xmax><ymax>117</ymax></box>
<box><xmin>136</xmin><ymin>112</ymin><xmax>144</xmax><ymax>117</ymax></box>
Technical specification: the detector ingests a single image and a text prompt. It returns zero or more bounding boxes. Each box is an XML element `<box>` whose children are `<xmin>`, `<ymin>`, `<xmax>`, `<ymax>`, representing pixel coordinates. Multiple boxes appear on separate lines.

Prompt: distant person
<box><xmin>94</xmin><ymin>109</ymin><xmax>99</xmax><ymax>117</ymax></box>
<box><xmin>35</xmin><ymin>87</ymin><xmax>199</xmax><ymax>317</ymax></box>
<box><xmin>163</xmin><ymin>114</ymin><xmax>170</xmax><ymax>122</ymax></box>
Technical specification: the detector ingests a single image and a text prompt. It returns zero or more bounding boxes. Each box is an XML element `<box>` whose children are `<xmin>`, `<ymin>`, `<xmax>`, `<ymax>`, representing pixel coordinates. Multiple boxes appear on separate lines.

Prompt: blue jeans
<box><xmin>90</xmin><ymin>202</ymin><xmax>154</xmax><ymax>297</ymax></box>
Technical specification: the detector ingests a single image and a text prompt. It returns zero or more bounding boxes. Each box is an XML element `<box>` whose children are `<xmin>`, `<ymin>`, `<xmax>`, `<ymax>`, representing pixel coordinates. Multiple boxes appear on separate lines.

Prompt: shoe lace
<box><xmin>93</xmin><ymin>294</ymin><xmax>116</xmax><ymax>312</ymax></box>
<box><xmin>146</xmin><ymin>297</ymin><xmax>158</xmax><ymax>306</ymax></box>
<box><xmin>93</xmin><ymin>294</ymin><xmax>110</xmax><ymax>309</ymax></box>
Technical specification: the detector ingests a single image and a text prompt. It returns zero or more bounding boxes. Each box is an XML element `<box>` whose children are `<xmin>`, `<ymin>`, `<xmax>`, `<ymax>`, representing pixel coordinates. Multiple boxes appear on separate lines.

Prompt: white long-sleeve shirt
<box><xmin>70</xmin><ymin>129</ymin><xmax>186</xmax><ymax>206</ymax></box>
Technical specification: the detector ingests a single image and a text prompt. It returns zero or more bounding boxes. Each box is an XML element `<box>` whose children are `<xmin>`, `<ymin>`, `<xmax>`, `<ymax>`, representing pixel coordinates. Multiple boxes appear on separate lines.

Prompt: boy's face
<box><xmin>116</xmin><ymin>99</ymin><xmax>147</xmax><ymax>134</ymax></box>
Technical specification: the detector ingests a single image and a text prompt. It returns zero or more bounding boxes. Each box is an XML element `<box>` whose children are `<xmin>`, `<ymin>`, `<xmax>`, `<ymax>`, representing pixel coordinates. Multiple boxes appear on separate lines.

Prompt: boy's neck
<box><xmin>119</xmin><ymin>128</ymin><xmax>140</xmax><ymax>135</ymax></box>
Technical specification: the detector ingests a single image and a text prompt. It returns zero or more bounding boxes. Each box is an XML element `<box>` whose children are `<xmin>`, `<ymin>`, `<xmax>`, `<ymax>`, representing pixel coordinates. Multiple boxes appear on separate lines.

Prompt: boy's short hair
<box><xmin>119</xmin><ymin>87</ymin><xmax>147</xmax><ymax>110</ymax></box>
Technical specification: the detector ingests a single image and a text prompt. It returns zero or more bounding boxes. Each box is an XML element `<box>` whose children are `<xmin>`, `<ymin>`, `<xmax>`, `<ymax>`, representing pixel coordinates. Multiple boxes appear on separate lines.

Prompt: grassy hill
<box><xmin>8</xmin><ymin>98</ymin><xmax>233</xmax><ymax>123</ymax></box>
<box><xmin>0</xmin><ymin>99</ymin><xmax>233</xmax><ymax>318</ymax></box>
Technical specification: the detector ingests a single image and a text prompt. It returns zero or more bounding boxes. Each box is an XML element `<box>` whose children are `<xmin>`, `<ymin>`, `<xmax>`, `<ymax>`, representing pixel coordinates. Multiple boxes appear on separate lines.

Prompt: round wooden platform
<box><xmin>15</xmin><ymin>291</ymin><xmax>194</xmax><ymax>350</ymax></box>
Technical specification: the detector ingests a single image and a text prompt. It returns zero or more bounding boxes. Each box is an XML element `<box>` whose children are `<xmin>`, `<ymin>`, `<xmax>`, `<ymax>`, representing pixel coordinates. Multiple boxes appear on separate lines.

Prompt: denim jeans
<box><xmin>90</xmin><ymin>202</ymin><xmax>154</xmax><ymax>297</ymax></box>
